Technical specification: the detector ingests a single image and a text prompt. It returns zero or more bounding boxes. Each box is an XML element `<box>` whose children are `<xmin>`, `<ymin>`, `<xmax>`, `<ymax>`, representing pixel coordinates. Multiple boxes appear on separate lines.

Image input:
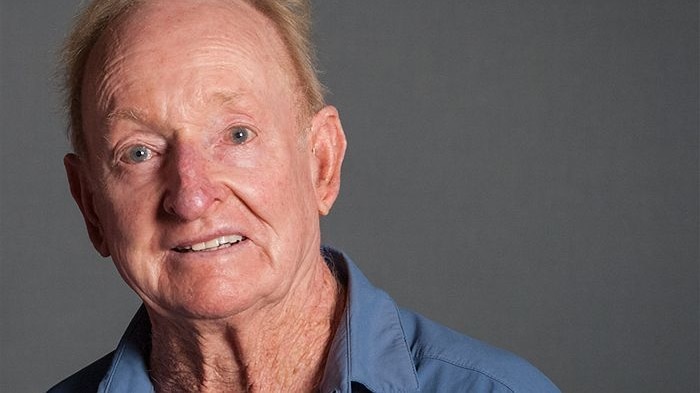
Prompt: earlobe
<box><xmin>64</xmin><ymin>154</ymin><xmax>110</xmax><ymax>257</ymax></box>
<box><xmin>309</xmin><ymin>105</ymin><xmax>347</xmax><ymax>215</ymax></box>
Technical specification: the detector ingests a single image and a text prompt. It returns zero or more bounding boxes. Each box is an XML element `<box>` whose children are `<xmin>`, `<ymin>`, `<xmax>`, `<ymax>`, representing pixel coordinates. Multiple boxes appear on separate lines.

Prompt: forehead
<box><xmin>99</xmin><ymin>0</ymin><xmax>290</xmax><ymax>65</ymax></box>
<box><xmin>83</xmin><ymin>0</ymin><xmax>296</xmax><ymax>118</ymax></box>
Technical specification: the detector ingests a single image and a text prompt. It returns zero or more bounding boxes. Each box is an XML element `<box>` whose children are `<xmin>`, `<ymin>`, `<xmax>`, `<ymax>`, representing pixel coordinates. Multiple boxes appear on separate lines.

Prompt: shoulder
<box><xmin>47</xmin><ymin>351</ymin><xmax>114</xmax><ymax>393</ymax></box>
<box><xmin>398</xmin><ymin>309</ymin><xmax>560</xmax><ymax>393</ymax></box>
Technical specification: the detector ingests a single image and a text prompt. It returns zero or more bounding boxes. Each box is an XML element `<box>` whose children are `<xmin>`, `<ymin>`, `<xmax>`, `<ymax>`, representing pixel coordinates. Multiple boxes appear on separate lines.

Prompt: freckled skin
<box><xmin>77</xmin><ymin>0</ymin><xmax>318</xmax><ymax>319</ymax></box>
<box><xmin>67</xmin><ymin>1</ymin><xmax>344</xmax><ymax>336</ymax></box>
<box><xmin>65</xmin><ymin>1</ymin><xmax>347</xmax><ymax>389</ymax></box>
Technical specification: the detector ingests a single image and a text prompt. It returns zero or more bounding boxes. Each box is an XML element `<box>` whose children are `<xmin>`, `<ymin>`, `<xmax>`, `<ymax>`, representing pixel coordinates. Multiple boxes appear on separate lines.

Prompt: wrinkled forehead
<box><xmin>98</xmin><ymin>0</ymin><xmax>290</xmax><ymax>59</ymax></box>
<box><xmin>82</xmin><ymin>0</ymin><xmax>297</xmax><ymax>111</ymax></box>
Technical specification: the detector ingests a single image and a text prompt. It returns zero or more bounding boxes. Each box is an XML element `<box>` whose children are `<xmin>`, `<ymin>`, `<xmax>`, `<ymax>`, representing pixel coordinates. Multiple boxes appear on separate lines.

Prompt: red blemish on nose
<box><xmin>161</xmin><ymin>144</ymin><xmax>219</xmax><ymax>221</ymax></box>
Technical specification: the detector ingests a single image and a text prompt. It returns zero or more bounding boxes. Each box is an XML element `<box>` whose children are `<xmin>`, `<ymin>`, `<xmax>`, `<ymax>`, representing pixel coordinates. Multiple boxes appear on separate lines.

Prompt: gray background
<box><xmin>1</xmin><ymin>1</ymin><xmax>697</xmax><ymax>392</ymax></box>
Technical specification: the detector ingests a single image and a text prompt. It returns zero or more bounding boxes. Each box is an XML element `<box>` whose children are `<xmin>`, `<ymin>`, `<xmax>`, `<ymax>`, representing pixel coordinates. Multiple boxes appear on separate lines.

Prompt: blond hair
<box><xmin>61</xmin><ymin>0</ymin><xmax>325</xmax><ymax>155</ymax></box>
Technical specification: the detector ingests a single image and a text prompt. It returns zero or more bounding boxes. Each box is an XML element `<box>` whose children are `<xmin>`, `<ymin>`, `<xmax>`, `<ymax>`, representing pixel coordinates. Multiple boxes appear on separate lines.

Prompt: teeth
<box><xmin>205</xmin><ymin>239</ymin><xmax>219</xmax><ymax>249</ymax></box>
<box><xmin>183</xmin><ymin>235</ymin><xmax>244</xmax><ymax>252</ymax></box>
<box><xmin>191</xmin><ymin>242</ymin><xmax>207</xmax><ymax>251</ymax></box>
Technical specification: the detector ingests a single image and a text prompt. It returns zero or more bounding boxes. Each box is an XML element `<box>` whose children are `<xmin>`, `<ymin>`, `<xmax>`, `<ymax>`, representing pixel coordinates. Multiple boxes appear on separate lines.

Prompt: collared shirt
<box><xmin>49</xmin><ymin>247</ymin><xmax>560</xmax><ymax>392</ymax></box>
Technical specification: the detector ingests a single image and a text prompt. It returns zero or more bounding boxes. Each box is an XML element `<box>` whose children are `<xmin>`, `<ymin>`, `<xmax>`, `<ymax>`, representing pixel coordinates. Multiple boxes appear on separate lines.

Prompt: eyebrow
<box><xmin>101</xmin><ymin>91</ymin><xmax>247</xmax><ymax>128</ymax></box>
<box><xmin>209</xmin><ymin>90</ymin><xmax>245</xmax><ymax>106</ymax></box>
<box><xmin>104</xmin><ymin>107</ymin><xmax>148</xmax><ymax>127</ymax></box>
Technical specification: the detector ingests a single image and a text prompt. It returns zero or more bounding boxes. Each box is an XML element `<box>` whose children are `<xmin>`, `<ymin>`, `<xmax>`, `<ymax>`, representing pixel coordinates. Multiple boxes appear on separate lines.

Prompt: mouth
<box><xmin>174</xmin><ymin>235</ymin><xmax>246</xmax><ymax>253</ymax></box>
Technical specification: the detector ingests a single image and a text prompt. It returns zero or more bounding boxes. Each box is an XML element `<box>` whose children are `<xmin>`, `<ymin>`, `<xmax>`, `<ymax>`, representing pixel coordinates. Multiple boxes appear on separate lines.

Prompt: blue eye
<box><xmin>124</xmin><ymin>145</ymin><xmax>152</xmax><ymax>163</ymax></box>
<box><xmin>229</xmin><ymin>126</ymin><xmax>255</xmax><ymax>145</ymax></box>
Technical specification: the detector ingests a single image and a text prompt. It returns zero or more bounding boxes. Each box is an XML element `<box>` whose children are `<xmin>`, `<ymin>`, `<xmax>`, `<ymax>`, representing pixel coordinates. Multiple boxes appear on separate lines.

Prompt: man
<box><xmin>50</xmin><ymin>0</ymin><xmax>560</xmax><ymax>392</ymax></box>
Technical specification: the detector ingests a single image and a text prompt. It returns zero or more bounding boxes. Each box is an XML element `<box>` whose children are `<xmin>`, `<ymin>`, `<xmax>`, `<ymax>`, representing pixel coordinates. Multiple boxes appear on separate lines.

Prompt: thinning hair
<box><xmin>61</xmin><ymin>0</ymin><xmax>325</xmax><ymax>156</ymax></box>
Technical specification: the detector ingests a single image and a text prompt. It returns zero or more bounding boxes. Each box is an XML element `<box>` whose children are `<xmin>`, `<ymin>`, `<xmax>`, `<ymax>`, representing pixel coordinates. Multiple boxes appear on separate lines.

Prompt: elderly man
<box><xmin>50</xmin><ymin>0</ymin><xmax>560</xmax><ymax>392</ymax></box>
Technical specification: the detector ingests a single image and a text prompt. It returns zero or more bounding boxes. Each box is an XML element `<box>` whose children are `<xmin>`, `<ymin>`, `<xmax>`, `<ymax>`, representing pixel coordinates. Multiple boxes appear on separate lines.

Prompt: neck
<box><xmin>148</xmin><ymin>257</ymin><xmax>345</xmax><ymax>393</ymax></box>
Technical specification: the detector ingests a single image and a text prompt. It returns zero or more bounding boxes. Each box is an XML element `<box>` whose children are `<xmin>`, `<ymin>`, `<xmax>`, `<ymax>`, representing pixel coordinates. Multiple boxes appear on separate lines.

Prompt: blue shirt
<box><xmin>49</xmin><ymin>247</ymin><xmax>560</xmax><ymax>392</ymax></box>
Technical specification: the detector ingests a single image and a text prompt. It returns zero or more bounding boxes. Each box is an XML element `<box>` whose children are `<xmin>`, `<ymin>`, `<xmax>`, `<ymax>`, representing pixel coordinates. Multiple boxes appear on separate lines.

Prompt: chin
<box><xmin>165</xmin><ymin>278</ymin><xmax>272</xmax><ymax>321</ymax></box>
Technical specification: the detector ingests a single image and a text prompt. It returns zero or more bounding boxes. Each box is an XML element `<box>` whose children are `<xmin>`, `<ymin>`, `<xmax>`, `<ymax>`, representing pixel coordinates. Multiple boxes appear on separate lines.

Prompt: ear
<box><xmin>309</xmin><ymin>105</ymin><xmax>347</xmax><ymax>215</ymax></box>
<box><xmin>64</xmin><ymin>153</ymin><xmax>110</xmax><ymax>257</ymax></box>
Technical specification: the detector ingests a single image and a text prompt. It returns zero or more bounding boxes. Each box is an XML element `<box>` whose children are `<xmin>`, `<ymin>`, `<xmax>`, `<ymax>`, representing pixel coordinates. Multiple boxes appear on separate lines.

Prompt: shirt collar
<box><xmin>319</xmin><ymin>247</ymin><xmax>419</xmax><ymax>393</ymax></box>
<box><xmin>98</xmin><ymin>306</ymin><xmax>154</xmax><ymax>393</ymax></box>
<box><xmin>99</xmin><ymin>247</ymin><xmax>419</xmax><ymax>393</ymax></box>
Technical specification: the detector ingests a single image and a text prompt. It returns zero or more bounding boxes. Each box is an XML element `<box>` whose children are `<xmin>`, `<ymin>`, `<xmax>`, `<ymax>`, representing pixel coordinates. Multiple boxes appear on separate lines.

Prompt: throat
<box><xmin>148</xmin><ymin>266</ymin><xmax>346</xmax><ymax>393</ymax></box>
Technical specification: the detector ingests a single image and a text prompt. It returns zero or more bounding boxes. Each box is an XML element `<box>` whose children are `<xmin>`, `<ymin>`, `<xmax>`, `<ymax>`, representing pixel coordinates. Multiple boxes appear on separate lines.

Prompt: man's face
<box><xmin>67</xmin><ymin>0</ymin><xmax>345</xmax><ymax>320</ymax></box>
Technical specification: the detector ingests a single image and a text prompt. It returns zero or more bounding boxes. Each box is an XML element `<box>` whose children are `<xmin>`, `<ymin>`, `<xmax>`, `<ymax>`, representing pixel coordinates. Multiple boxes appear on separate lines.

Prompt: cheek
<box><xmin>241</xmin><ymin>156</ymin><xmax>315</xmax><ymax>215</ymax></box>
<box><xmin>95</xmin><ymin>183</ymin><xmax>165</xmax><ymax>291</ymax></box>
<box><xmin>95</xmin><ymin>178</ymin><xmax>163</xmax><ymax>247</ymax></box>
<box><xmin>220</xmin><ymin>136</ymin><xmax>310</xmax><ymax>195</ymax></box>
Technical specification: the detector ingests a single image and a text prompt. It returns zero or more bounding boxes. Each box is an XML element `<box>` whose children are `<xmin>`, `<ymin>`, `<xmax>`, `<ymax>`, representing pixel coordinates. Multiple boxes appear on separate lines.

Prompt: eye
<box><xmin>122</xmin><ymin>144</ymin><xmax>152</xmax><ymax>163</ymax></box>
<box><xmin>229</xmin><ymin>126</ymin><xmax>256</xmax><ymax>145</ymax></box>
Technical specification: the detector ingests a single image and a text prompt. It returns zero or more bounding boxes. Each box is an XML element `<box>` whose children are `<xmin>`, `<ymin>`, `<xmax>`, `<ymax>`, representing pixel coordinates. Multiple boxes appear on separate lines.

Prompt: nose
<box><xmin>162</xmin><ymin>144</ymin><xmax>222</xmax><ymax>221</ymax></box>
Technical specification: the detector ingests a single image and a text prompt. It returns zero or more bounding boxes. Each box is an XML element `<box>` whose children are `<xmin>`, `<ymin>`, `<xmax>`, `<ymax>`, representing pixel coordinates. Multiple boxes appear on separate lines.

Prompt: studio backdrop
<box><xmin>1</xmin><ymin>1</ymin><xmax>697</xmax><ymax>392</ymax></box>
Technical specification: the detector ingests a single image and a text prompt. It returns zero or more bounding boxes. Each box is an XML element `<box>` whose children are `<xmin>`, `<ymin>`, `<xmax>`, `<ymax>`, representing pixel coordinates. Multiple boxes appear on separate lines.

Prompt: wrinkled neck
<box><xmin>148</xmin><ymin>258</ymin><xmax>345</xmax><ymax>393</ymax></box>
